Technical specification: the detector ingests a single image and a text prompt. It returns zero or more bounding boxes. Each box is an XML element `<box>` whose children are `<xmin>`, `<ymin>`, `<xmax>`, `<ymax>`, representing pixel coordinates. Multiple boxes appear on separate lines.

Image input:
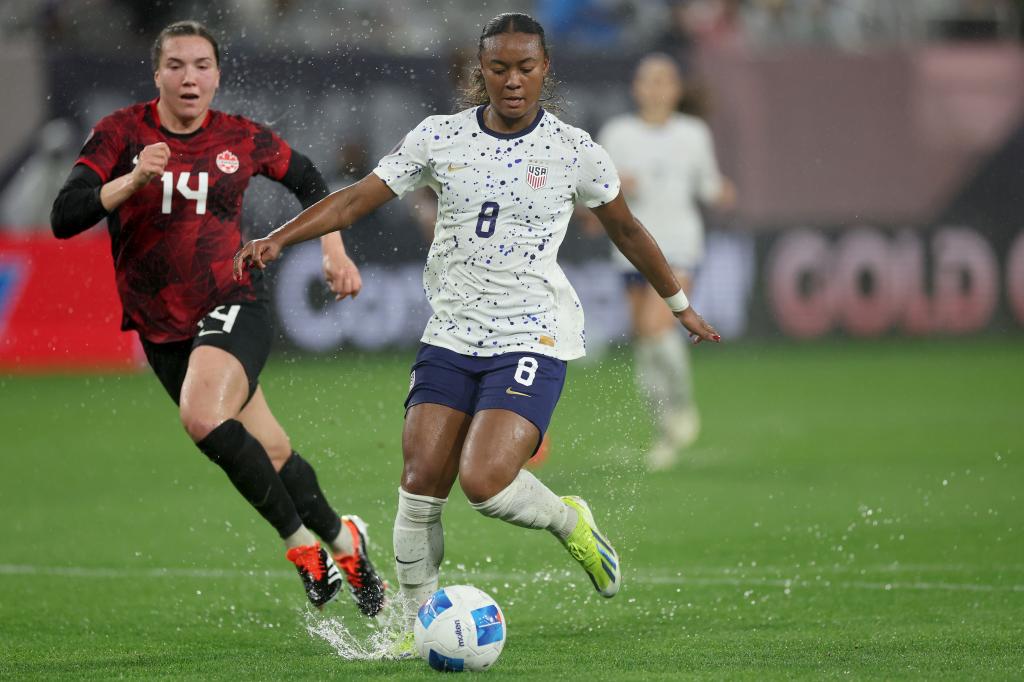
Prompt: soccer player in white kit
<box><xmin>234</xmin><ymin>13</ymin><xmax>720</xmax><ymax>653</ymax></box>
<box><xmin>598</xmin><ymin>54</ymin><xmax>736</xmax><ymax>471</ymax></box>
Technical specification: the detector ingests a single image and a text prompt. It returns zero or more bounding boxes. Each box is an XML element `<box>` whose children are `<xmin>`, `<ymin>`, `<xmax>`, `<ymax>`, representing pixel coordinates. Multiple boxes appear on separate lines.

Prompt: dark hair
<box><xmin>461</xmin><ymin>12</ymin><xmax>561</xmax><ymax>112</ymax></box>
<box><xmin>636</xmin><ymin>52</ymin><xmax>710</xmax><ymax>121</ymax></box>
<box><xmin>151</xmin><ymin>20</ymin><xmax>220</xmax><ymax>72</ymax></box>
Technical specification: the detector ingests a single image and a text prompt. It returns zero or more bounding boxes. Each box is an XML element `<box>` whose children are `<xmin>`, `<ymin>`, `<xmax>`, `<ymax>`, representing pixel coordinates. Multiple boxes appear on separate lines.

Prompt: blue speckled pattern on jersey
<box><xmin>373</xmin><ymin>106</ymin><xmax>620</xmax><ymax>361</ymax></box>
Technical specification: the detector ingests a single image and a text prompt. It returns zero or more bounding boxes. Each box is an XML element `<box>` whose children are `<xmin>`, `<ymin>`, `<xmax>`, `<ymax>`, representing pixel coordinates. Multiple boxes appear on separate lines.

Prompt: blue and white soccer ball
<box><xmin>414</xmin><ymin>585</ymin><xmax>506</xmax><ymax>672</ymax></box>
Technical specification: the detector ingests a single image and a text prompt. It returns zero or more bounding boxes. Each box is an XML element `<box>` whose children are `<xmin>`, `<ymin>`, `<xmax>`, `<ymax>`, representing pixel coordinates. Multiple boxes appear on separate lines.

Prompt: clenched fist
<box><xmin>131</xmin><ymin>142</ymin><xmax>170</xmax><ymax>189</ymax></box>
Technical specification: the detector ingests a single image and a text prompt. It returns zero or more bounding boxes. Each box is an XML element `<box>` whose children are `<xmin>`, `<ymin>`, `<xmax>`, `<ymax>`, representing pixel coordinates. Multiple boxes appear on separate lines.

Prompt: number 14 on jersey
<box><xmin>161</xmin><ymin>171</ymin><xmax>208</xmax><ymax>215</ymax></box>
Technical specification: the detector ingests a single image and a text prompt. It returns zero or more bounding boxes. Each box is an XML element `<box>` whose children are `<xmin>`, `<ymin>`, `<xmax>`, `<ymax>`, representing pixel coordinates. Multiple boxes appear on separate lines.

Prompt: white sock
<box><xmin>283</xmin><ymin>525</ymin><xmax>318</xmax><ymax>549</ymax></box>
<box><xmin>649</xmin><ymin>329</ymin><xmax>693</xmax><ymax>409</ymax></box>
<box><xmin>634</xmin><ymin>336</ymin><xmax>671</xmax><ymax>419</ymax></box>
<box><xmin>393</xmin><ymin>487</ymin><xmax>447</xmax><ymax>628</ymax></box>
<box><xmin>636</xmin><ymin>331</ymin><xmax>694</xmax><ymax>442</ymax></box>
<box><xmin>470</xmin><ymin>470</ymin><xmax>577</xmax><ymax>542</ymax></box>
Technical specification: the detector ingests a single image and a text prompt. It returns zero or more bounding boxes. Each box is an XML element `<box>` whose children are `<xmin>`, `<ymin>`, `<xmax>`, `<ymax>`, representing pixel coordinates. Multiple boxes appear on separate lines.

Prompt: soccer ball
<box><xmin>414</xmin><ymin>585</ymin><xmax>506</xmax><ymax>672</ymax></box>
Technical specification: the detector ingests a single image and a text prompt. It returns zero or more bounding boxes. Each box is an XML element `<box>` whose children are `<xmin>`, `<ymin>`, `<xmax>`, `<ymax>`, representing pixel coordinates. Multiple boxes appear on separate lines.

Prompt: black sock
<box><xmin>196</xmin><ymin>419</ymin><xmax>303</xmax><ymax>539</ymax></box>
<box><xmin>279</xmin><ymin>452</ymin><xmax>343</xmax><ymax>543</ymax></box>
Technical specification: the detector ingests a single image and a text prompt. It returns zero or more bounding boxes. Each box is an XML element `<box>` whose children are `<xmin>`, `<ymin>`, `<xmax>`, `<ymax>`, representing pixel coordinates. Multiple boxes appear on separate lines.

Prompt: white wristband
<box><xmin>664</xmin><ymin>290</ymin><xmax>690</xmax><ymax>313</ymax></box>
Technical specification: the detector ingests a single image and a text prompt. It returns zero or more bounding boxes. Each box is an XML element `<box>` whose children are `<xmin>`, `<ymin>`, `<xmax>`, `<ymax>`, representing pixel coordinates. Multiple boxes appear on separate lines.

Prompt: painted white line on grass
<box><xmin>1</xmin><ymin>563</ymin><xmax>1021</xmax><ymax>593</ymax></box>
<box><xmin>639</xmin><ymin>574</ymin><xmax>1024</xmax><ymax>593</ymax></box>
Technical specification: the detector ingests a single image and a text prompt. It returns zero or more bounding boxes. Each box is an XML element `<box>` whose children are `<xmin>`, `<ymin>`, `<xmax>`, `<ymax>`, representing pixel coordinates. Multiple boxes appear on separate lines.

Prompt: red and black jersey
<box><xmin>74</xmin><ymin>99</ymin><xmax>294</xmax><ymax>343</ymax></box>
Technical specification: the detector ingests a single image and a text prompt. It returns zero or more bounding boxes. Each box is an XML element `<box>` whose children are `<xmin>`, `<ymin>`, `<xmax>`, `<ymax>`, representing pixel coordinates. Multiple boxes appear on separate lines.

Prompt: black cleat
<box><xmin>334</xmin><ymin>515</ymin><xmax>387</xmax><ymax>617</ymax></box>
<box><xmin>286</xmin><ymin>543</ymin><xmax>343</xmax><ymax>609</ymax></box>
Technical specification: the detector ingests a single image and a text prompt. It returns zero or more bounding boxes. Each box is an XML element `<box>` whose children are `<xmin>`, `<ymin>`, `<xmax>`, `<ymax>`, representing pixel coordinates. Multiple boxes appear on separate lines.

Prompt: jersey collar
<box><xmin>150</xmin><ymin>98</ymin><xmax>213</xmax><ymax>137</ymax></box>
<box><xmin>476</xmin><ymin>105</ymin><xmax>545</xmax><ymax>140</ymax></box>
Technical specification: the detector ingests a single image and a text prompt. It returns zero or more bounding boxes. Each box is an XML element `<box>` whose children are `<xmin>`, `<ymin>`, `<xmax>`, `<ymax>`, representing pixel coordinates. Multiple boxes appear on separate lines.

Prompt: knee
<box><xmin>179</xmin><ymin>406</ymin><xmax>224</xmax><ymax>444</ymax></box>
<box><xmin>400</xmin><ymin>463</ymin><xmax>442</xmax><ymax>498</ymax></box>
<box><xmin>400</xmin><ymin>456</ymin><xmax>451</xmax><ymax>499</ymax></box>
<box><xmin>459</xmin><ymin>469</ymin><xmax>505</xmax><ymax>506</ymax></box>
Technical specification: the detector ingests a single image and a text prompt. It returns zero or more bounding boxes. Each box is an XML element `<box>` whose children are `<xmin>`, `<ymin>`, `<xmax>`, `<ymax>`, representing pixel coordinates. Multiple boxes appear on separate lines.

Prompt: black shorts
<box><xmin>140</xmin><ymin>301</ymin><xmax>272</xmax><ymax>405</ymax></box>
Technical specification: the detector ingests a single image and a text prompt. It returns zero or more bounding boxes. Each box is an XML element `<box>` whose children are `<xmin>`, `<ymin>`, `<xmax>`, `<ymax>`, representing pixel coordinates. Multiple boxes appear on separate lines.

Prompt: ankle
<box><xmin>554</xmin><ymin>503</ymin><xmax>578</xmax><ymax>542</ymax></box>
<box><xmin>284</xmin><ymin>526</ymin><xmax>317</xmax><ymax>549</ymax></box>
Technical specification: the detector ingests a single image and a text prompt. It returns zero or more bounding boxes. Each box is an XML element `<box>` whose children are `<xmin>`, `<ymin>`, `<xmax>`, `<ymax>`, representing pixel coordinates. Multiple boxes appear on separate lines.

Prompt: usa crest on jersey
<box><xmin>526</xmin><ymin>163</ymin><xmax>548</xmax><ymax>190</ymax></box>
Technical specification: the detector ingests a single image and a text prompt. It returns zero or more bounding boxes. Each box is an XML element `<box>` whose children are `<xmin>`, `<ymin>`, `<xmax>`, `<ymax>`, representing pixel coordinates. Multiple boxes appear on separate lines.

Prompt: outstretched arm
<box><xmin>277</xmin><ymin>151</ymin><xmax>362</xmax><ymax>300</ymax></box>
<box><xmin>591</xmin><ymin>192</ymin><xmax>720</xmax><ymax>344</ymax></box>
<box><xmin>233</xmin><ymin>173</ymin><xmax>395</xmax><ymax>279</ymax></box>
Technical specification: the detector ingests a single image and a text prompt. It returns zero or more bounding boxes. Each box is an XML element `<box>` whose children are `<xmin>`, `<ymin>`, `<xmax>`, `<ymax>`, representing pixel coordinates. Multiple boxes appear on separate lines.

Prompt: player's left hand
<box><xmin>322</xmin><ymin>248</ymin><xmax>362</xmax><ymax>301</ymax></box>
<box><xmin>232</xmin><ymin>237</ymin><xmax>281</xmax><ymax>280</ymax></box>
<box><xmin>676</xmin><ymin>307</ymin><xmax>721</xmax><ymax>345</ymax></box>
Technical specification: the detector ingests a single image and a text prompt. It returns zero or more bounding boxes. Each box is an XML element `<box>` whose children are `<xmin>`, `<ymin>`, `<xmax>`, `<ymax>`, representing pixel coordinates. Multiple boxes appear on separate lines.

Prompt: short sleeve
<box><xmin>251</xmin><ymin>122</ymin><xmax>293</xmax><ymax>181</ymax></box>
<box><xmin>575</xmin><ymin>131</ymin><xmax>620</xmax><ymax>208</ymax></box>
<box><xmin>693</xmin><ymin>121</ymin><xmax>723</xmax><ymax>204</ymax></box>
<box><xmin>75</xmin><ymin>115</ymin><xmax>126</xmax><ymax>183</ymax></box>
<box><xmin>372</xmin><ymin>119</ymin><xmax>434</xmax><ymax>198</ymax></box>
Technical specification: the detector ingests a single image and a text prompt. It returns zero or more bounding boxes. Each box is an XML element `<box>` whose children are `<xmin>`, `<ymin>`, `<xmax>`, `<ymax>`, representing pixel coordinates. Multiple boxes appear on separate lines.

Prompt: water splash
<box><xmin>304</xmin><ymin>598</ymin><xmax>410</xmax><ymax>661</ymax></box>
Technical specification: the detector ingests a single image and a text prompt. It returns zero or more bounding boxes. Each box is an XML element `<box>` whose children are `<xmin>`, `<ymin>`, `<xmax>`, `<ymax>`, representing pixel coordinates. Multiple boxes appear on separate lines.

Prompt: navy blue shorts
<box><xmin>622</xmin><ymin>266</ymin><xmax>695</xmax><ymax>290</ymax></box>
<box><xmin>405</xmin><ymin>344</ymin><xmax>567</xmax><ymax>440</ymax></box>
<box><xmin>621</xmin><ymin>271</ymin><xmax>648</xmax><ymax>289</ymax></box>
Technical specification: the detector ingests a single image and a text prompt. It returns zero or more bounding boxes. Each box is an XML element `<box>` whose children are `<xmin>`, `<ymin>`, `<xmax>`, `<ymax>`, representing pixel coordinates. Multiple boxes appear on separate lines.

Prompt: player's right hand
<box><xmin>131</xmin><ymin>142</ymin><xmax>170</xmax><ymax>188</ymax></box>
<box><xmin>233</xmin><ymin>237</ymin><xmax>281</xmax><ymax>280</ymax></box>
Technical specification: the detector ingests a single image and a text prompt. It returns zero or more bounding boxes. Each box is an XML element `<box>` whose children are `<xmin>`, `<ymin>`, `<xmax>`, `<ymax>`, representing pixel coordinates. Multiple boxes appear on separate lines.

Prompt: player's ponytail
<box><xmin>461</xmin><ymin>12</ymin><xmax>563</xmax><ymax>114</ymax></box>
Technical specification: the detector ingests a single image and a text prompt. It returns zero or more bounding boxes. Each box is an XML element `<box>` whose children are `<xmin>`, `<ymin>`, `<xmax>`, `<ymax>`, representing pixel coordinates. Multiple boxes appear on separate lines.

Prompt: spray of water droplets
<box><xmin>303</xmin><ymin>597</ymin><xmax>412</xmax><ymax>661</ymax></box>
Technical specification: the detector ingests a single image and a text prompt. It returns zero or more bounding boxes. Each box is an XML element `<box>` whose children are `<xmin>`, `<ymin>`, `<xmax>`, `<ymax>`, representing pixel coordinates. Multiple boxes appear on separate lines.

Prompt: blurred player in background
<box><xmin>49</xmin><ymin>20</ymin><xmax>385</xmax><ymax>614</ymax></box>
<box><xmin>234</xmin><ymin>12</ymin><xmax>720</xmax><ymax>655</ymax></box>
<box><xmin>597</xmin><ymin>53</ymin><xmax>736</xmax><ymax>471</ymax></box>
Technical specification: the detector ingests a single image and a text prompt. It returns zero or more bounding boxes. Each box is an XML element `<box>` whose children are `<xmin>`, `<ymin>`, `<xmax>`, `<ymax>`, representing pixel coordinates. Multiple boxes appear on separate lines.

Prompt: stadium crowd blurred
<box><xmin>1</xmin><ymin>0</ymin><xmax>1020</xmax><ymax>231</ymax></box>
<box><xmin>2</xmin><ymin>0</ymin><xmax>1021</xmax><ymax>56</ymax></box>
<box><xmin>2</xmin><ymin>0</ymin><xmax>1024</xmax><ymax>55</ymax></box>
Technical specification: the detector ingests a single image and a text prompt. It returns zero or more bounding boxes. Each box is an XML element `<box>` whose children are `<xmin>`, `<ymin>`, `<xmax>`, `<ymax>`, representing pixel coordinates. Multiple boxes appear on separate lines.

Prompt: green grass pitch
<box><xmin>1</xmin><ymin>339</ymin><xmax>1022</xmax><ymax>679</ymax></box>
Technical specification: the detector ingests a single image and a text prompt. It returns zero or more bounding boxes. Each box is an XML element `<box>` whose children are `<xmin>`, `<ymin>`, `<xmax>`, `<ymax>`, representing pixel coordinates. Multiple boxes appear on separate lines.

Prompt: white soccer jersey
<box><xmin>598</xmin><ymin>113</ymin><xmax>723</xmax><ymax>272</ymax></box>
<box><xmin>373</xmin><ymin>106</ymin><xmax>620</xmax><ymax>361</ymax></box>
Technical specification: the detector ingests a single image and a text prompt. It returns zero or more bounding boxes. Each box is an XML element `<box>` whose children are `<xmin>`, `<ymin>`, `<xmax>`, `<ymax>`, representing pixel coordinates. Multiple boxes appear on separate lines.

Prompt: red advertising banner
<box><xmin>764</xmin><ymin>226</ymin><xmax>1024</xmax><ymax>339</ymax></box>
<box><xmin>0</xmin><ymin>232</ymin><xmax>141</xmax><ymax>371</ymax></box>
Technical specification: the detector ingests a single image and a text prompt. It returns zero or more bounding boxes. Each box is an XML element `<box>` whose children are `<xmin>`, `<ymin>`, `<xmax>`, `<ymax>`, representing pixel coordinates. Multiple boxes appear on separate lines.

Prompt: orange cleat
<box><xmin>286</xmin><ymin>543</ymin><xmax>342</xmax><ymax>608</ymax></box>
<box><xmin>334</xmin><ymin>515</ymin><xmax>386</xmax><ymax>617</ymax></box>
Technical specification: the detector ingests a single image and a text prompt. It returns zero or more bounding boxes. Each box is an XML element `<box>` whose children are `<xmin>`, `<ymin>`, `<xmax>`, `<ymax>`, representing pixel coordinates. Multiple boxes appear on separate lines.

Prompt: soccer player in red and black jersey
<box><xmin>50</xmin><ymin>20</ymin><xmax>384</xmax><ymax>614</ymax></box>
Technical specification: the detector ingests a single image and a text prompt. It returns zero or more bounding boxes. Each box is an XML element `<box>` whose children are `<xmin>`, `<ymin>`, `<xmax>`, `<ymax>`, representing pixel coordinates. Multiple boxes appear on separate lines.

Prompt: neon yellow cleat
<box><xmin>560</xmin><ymin>496</ymin><xmax>621</xmax><ymax>598</ymax></box>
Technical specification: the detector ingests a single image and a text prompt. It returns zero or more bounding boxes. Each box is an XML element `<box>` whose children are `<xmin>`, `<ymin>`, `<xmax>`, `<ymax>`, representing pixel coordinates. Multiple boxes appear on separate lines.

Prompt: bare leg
<box><xmin>460</xmin><ymin>409</ymin><xmax>575</xmax><ymax>538</ymax></box>
<box><xmin>179</xmin><ymin>346</ymin><xmax>250</xmax><ymax>442</ymax></box>
<box><xmin>400</xmin><ymin>403</ymin><xmax>468</xmax><ymax>498</ymax></box>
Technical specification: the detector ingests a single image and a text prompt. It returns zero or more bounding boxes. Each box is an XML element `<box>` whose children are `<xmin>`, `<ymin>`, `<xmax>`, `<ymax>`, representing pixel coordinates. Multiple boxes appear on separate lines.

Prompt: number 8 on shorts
<box><xmin>514</xmin><ymin>357</ymin><xmax>539</xmax><ymax>387</ymax></box>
